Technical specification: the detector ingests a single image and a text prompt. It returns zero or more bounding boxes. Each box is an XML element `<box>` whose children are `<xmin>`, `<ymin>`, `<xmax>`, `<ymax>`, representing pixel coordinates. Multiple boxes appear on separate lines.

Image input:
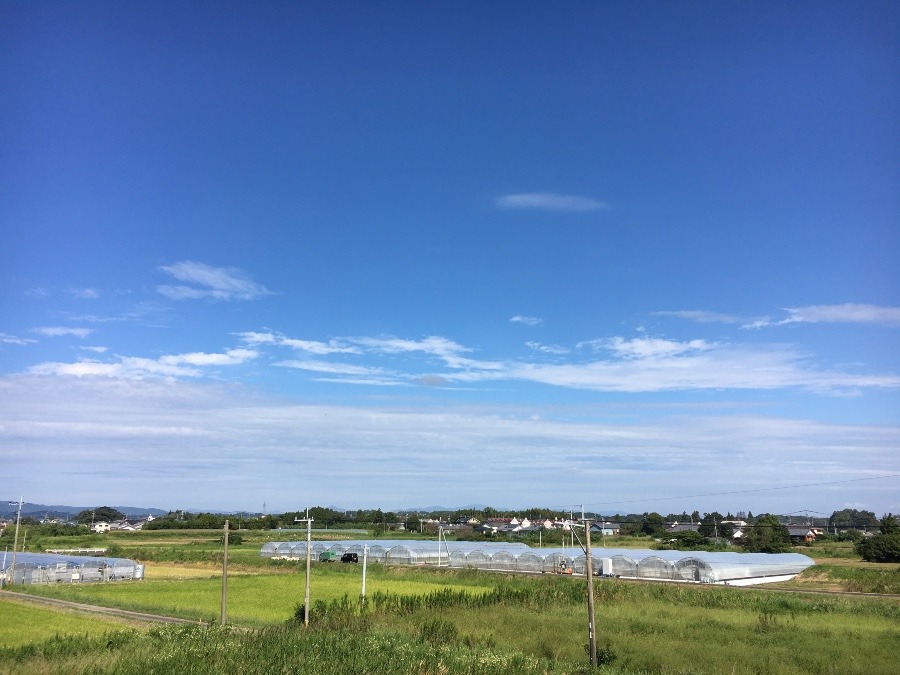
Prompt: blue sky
<box><xmin>2</xmin><ymin>2</ymin><xmax>898</xmax><ymax>516</ymax></box>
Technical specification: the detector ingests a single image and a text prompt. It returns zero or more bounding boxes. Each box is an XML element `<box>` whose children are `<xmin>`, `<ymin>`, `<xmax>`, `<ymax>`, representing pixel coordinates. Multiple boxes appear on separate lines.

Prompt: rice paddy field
<box><xmin>1</xmin><ymin>531</ymin><xmax>898</xmax><ymax>674</ymax></box>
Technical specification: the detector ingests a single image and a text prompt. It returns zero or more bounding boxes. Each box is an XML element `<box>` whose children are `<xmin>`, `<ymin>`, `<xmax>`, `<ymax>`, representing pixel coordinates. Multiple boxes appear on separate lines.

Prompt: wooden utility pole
<box><xmin>220</xmin><ymin>519</ymin><xmax>229</xmax><ymax>624</ymax></box>
<box><xmin>584</xmin><ymin>519</ymin><xmax>597</xmax><ymax>668</ymax></box>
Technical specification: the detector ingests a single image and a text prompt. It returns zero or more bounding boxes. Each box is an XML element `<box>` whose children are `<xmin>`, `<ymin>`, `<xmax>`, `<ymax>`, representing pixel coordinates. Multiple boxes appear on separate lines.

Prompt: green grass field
<box><xmin>2</xmin><ymin>531</ymin><xmax>899</xmax><ymax>673</ymax></box>
<box><xmin>14</xmin><ymin>563</ymin><xmax>494</xmax><ymax>626</ymax></box>
<box><xmin>0</xmin><ymin>596</ymin><xmax>139</xmax><ymax>648</ymax></box>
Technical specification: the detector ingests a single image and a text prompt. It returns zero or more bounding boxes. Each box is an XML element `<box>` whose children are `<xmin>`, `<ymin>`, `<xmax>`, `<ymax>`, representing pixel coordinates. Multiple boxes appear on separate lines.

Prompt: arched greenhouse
<box><xmin>1</xmin><ymin>552</ymin><xmax>143</xmax><ymax>586</ymax></box>
<box><xmin>261</xmin><ymin>539</ymin><xmax>813</xmax><ymax>585</ymax></box>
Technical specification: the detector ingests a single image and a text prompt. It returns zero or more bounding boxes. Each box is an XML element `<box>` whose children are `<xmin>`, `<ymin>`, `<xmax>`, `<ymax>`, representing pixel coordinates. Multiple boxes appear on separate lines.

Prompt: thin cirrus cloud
<box><xmin>511</xmin><ymin>315</ymin><xmax>543</xmax><ymax>326</ymax></box>
<box><xmin>32</xmin><ymin>326</ymin><xmax>93</xmax><ymax>338</ymax></box>
<box><xmin>654</xmin><ymin>310</ymin><xmax>747</xmax><ymax>324</ymax></box>
<box><xmin>238</xmin><ymin>332</ymin><xmax>505</xmax><ymax>378</ymax></box>
<box><xmin>455</xmin><ymin>339</ymin><xmax>900</xmax><ymax>394</ymax></box>
<box><xmin>156</xmin><ymin>261</ymin><xmax>272</xmax><ymax>301</ymax></box>
<box><xmin>239</xmin><ymin>331</ymin><xmax>898</xmax><ymax>395</ymax></box>
<box><xmin>778</xmin><ymin>304</ymin><xmax>900</xmax><ymax>327</ymax></box>
<box><xmin>496</xmin><ymin>192</ymin><xmax>608</xmax><ymax>212</ymax></box>
<box><xmin>66</xmin><ymin>287</ymin><xmax>100</xmax><ymax>299</ymax></box>
<box><xmin>1</xmin><ymin>332</ymin><xmax>37</xmax><ymax>345</ymax></box>
<box><xmin>27</xmin><ymin>348</ymin><xmax>258</xmax><ymax>379</ymax></box>
<box><xmin>236</xmin><ymin>331</ymin><xmax>361</xmax><ymax>355</ymax></box>
<box><xmin>275</xmin><ymin>360</ymin><xmax>390</xmax><ymax>377</ymax></box>
<box><xmin>526</xmin><ymin>341</ymin><xmax>569</xmax><ymax>355</ymax></box>
<box><xmin>658</xmin><ymin>304</ymin><xmax>900</xmax><ymax>329</ymax></box>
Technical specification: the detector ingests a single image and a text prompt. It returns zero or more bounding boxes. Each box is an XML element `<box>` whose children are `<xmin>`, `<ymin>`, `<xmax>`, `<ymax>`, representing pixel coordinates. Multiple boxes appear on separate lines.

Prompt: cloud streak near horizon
<box><xmin>2</xmin><ymin>374</ymin><xmax>897</xmax><ymax>512</ymax></box>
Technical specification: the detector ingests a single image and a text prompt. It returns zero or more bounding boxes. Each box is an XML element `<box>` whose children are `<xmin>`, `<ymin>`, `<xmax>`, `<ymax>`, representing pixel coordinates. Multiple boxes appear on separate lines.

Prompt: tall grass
<box><xmin>0</xmin><ymin>623</ymin><xmax>592</xmax><ymax>675</ymax></box>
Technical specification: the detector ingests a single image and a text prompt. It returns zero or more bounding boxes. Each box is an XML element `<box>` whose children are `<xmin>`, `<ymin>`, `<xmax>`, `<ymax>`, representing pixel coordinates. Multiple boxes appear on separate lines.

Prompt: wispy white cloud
<box><xmin>236</xmin><ymin>331</ymin><xmax>360</xmax><ymax>354</ymax></box>
<box><xmin>21</xmin><ymin>321</ymin><xmax>899</xmax><ymax>397</ymax></box>
<box><xmin>487</xmin><ymin>344</ymin><xmax>855</xmax><ymax>394</ymax></box>
<box><xmin>655</xmin><ymin>310</ymin><xmax>743</xmax><ymax>324</ymax></box>
<box><xmin>80</xmin><ymin>346</ymin><xmax>108</xmax><ymax>353</ymax></box>
<box><xmin>349</xmin><ymin>335</ymin><xmax>503</xmax><ymax>370</ymax></box>
<box><xmin>27</xmin><ymin>348</ymin><xmax>258</xmax><ymax>379</ymax></box>
<box><xmin>778</xmin><ymin>304</ymin><xmax>900</xmax><ymax>327</ymax></box>
<box><xmin>159</xmin><ymin>349</ymin><xmax>258</xmax><ymax>367</ymax></box>
<box><xmin>526</xmin><ymin>341</ymin><xmax>569</xmax><ymax>355</ymax></box>
<box><xmin>241</xmin><ymin>331</ymin><xmax>898</xmax><ymax>395</ymax></box>
<box><xmin>275</xmin><ymin>360</ymin><xmax>389</xmax><ymax>377</ymax></box>
<box><xmin>157</xmin><ymin>261</ymin><xmax>272</xmax><ymax>301</ymax></box>
<box><xmin>602</xmin><ymin>336</ymin><xmax>713</xmax><ymax>359</ymax></box>
<box><xmin>511</xmin><ymin>315</ymin><xmax>543</xmax><ymax>326</ymax></box>
<box><xmin>0</xmin><ymin>332</ymin><xmax>37</xmax><ymax>346</ymax></box>
<box><xmin>496</xmin><ymin>192</ymin><xmax>608</xmax><ymax>212</ymax></box>
<box><xmin>33</xmin><ymin>326</ymin><xmax>93</xmax><ymax>338</ymax></box>
<box><xmin>236</xmin><ymin>331</ymin><xmax>278</xmax><ymax>345</ymax></box>
<box><xmin>662</xmin><ymin>304</ymin><xmax>900</xmax><ymax>329</ymax></box>
<box><xmin>67</xmin><ymin>287</ymin><xmax>100</xmax><ymax>299</ymax></box>
<box><xmin>280</xmin><ymin>338</ymin><xmax>361</xmax><ymax>355</ymax></box>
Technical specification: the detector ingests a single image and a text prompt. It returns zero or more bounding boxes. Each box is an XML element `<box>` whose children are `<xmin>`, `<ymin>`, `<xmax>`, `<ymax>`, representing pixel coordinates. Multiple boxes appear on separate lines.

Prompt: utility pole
<box><xmin>360</xmin><ymin>545</ymin><xmax>368</xmax><ymax>601</ymax></box>
<box><xmin>8</xmin><ymin>497</ymin><xmax>23</xmax><ymax>587</ymax></box>
<box><xmin>294</xmin><ymin>510</ymin><xmax>313</xmax><ymax>626</ymax></box>
<box><xmin>220</xmin><ymin>519</ymin><xmax>229</xmax><ymax>624</ymax></box>
<box><xmin>583</xmin><ymin>518</ymin><xmax>597</xmax><ymax>668</ymax></box>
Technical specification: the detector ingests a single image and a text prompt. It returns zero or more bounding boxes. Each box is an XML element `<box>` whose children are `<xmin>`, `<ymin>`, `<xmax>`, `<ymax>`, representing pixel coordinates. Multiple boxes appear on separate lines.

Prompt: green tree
<box><xmin>641</xmin><ymin>512</ymin><xmax>666</xmax><ymax>537</ymax></box>
<box><xmin>829</xmin><ymin>508</ymin><xmax>878</xmax><ymax>530</ymax></box>
<box><xmin>75</xmin><ymin>506</ymin><xmax>125</xmax><ymax>525</ymax></box>
<box><xmin>855</xmin><ymin>533</ymin><xmax>900</xmax><ymax>563</ymax></box>
<box><xmin>697</xmin><ymin>512</ymin><xmax>721</xmax><ymax>538</ymax></box>
<box><xmin>741</xmin><ymin>514</ymin><xmax>791</xmax><ymax>553</ymax></box>
<box><xmin>879</xmin><ymin>513</ymin><xmax>899</xmax><ymax>535</ymax></box>
<box><xmin>307</xmin><ymin>506</ymin><xmax>346</xmax><ymax>527</ymax></box>
<box><xmin>661</xmin><ymin>530</ymin><xmax>708</xmax><ymax>550</ymax></box>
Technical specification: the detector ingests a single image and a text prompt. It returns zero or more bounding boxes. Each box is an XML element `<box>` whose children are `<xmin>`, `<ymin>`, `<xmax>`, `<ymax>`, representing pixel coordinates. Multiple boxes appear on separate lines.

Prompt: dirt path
<box><xmin>2</xmin><ymin>591</ymin><xmax>204</xmax><ymax>625</ymax></box>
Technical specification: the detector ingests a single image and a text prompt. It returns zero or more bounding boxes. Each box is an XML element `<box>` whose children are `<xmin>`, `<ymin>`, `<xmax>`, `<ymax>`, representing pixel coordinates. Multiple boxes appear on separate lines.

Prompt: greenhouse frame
<box><xmin>261</xmin><ymin>540</ymin><xmax>813</xmax><ymax>585</ymax></box>
<box><xmin>0</xmin><ymin>552</ymin><xmax>144</xmax><ymax>586</ymax></box>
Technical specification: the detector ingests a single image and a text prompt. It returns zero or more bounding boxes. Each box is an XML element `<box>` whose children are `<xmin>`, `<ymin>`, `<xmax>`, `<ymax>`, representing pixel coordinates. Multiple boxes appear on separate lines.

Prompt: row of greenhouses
<box><xmin>0</xmin><ymin>552</ymin><xmax>144</xmax><ymax>586</ymax></box>
<box><xmin>261</xmin><ymin>540</ymin><xmax>814</xmax><ymax>585</ymax></box>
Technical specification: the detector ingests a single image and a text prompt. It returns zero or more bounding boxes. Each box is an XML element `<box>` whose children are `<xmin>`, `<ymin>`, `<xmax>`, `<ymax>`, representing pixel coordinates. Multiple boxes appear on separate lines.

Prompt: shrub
<box><xmin>856</xmin><ymin>533</ymin><xmax>900</xmax><ymax>563</ymax></box>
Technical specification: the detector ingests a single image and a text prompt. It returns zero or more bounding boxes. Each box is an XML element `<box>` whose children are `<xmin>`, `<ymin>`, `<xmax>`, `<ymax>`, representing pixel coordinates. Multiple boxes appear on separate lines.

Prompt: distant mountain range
<box><xmin>1</xmin><ymin>503</ymin><xmax>168</xmax><ymax>520</ymax></box>
<box><xmin>1</xmin><ymin>502</ymin><xmax>504</xmax><ymax>521</ymax></box>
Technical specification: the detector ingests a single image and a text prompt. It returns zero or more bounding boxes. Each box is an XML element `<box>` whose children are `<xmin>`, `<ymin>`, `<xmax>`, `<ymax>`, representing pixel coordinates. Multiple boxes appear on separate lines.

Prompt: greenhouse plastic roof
<box><xmin>0</xmin><ymin>552</ymin><xmax>141</xmax><ymax>570</ymax></box>
<box><xmin>261</xmin><ymin>540</ymin><xmax>814</xmax><ymax>584</ymax></box>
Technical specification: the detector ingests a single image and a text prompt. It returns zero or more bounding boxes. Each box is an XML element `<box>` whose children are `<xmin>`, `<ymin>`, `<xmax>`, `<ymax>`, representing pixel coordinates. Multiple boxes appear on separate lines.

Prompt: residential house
<box><xmin>592</xmin><ymin>522</ymin><xmax>622</xmax><ymax>536</ymax></box>
<box><xmin>786</xmin><ymin>525</ymin><xmax>820</xmax><ymax>543</ymax></box>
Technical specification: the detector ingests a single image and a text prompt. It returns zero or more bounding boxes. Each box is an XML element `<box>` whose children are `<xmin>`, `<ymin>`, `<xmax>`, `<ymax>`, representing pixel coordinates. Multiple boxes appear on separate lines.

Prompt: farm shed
<box><xmin>1</xmin><ymin>552</ymin><xmax>143</xmax><ymax>586</ymax></box>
